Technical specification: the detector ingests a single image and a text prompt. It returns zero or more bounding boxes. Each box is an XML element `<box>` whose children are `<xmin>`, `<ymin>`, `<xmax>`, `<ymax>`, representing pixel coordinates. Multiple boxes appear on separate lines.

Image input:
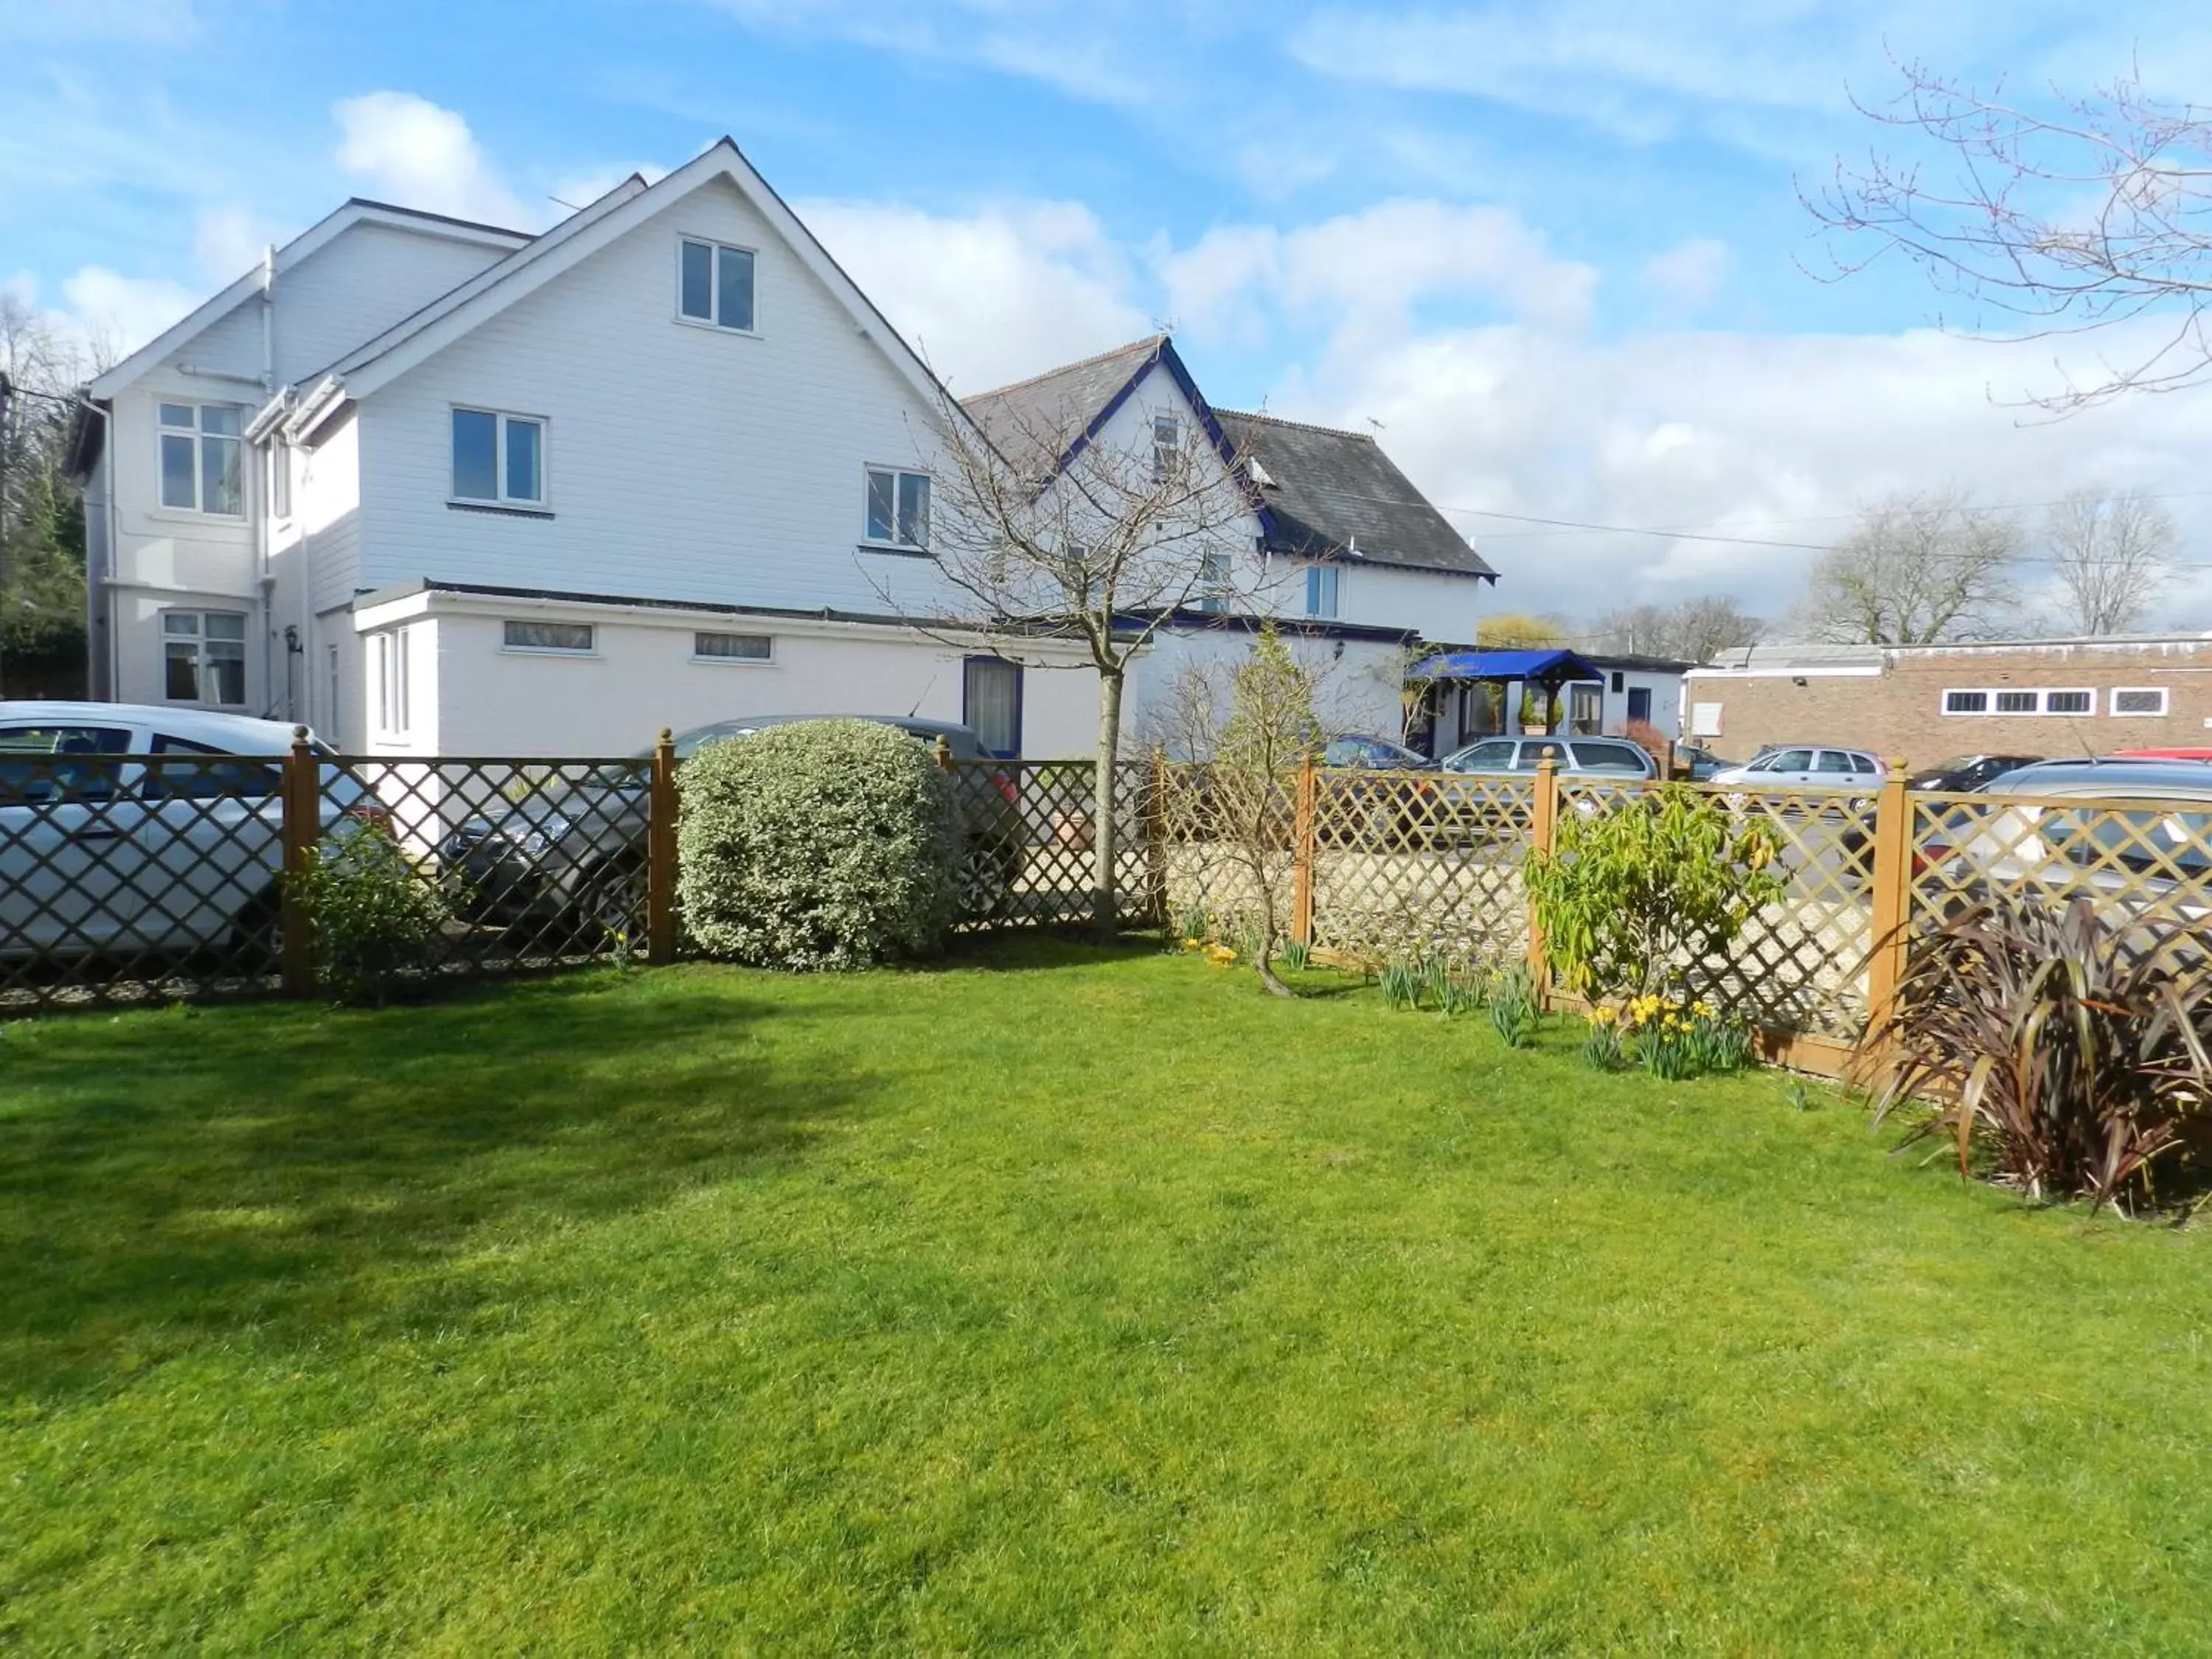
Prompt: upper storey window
<box><xmin>158</xmin><ymin>403</ymin><xmax>243</xmax><ymax>515</ymax></box>
<box><xmin>679</xmin><ymin>237</ymin><xmax>756</xmax><ymax>333</ymax></box>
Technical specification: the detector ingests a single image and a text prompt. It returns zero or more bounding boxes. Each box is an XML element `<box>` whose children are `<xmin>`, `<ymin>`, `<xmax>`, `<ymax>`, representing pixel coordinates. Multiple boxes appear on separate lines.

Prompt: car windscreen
<box><xmin>2041</xmin><ymin>803</ymin><xmax>2212</xmax><ymax>877</ymax></box>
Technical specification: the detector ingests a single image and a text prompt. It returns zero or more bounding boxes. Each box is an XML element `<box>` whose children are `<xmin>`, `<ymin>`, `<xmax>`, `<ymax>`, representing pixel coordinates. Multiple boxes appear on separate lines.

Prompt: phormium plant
<box><xmin>1854</xmin><ymin>896</ymin><xmax>2212</xmax><ymax>1212</ymax></box>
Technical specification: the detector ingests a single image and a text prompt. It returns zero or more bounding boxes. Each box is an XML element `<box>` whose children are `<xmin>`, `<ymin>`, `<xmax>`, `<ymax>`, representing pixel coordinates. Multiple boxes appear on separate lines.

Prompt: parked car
<box><xmin>1905</xmin><ymin>754</ymin><xmax>2042</xmax><ymax>793</ymax></box>
<box><xmin>0</xmin><ymin>701</ymin><xmax>366</xmax><ymax>961</ymax></box>
<box><xmin>1919</xmin><ymin>761</ymin><xmax>2212</xmax><ymax>951</ymax></box>
<box><xmin>1708</xmin><ymin>746</ymin><xmax>1887</xmax><ymax>790</ymax></box>
<box><xmin>438</xmin><ymin>714</ymin><xmax>1026</xmax><ymax>932</ymax></box>
<box><xmin>1439</xmin><ymin>735</ymin><xmax>1659</xmax><ymax>779</ymax></box>
<box><xmin>1321</xmin><ymin>734</ymin><xmax>1430</xmax><ymax>770</ymax></box>
<box><xmin>1672</xmin><ymin>743</ymin><xmax>1731</xmax><ymax>781</ymax></box>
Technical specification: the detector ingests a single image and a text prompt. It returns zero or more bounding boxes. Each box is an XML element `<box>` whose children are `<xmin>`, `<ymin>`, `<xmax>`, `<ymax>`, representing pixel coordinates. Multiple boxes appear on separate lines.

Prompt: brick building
<box><xmin>1684</xmin><ymin>636</ymin><xmax>2212</xmax><ymax>768</ymax></box>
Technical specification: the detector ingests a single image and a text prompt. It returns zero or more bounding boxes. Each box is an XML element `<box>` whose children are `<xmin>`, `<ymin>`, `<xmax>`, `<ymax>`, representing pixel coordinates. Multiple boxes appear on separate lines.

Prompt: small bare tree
<box><xmin>1806</xmin><ymin>60</ymin><xmax>2212</xmax><ymax>409</ymax></box>
<box><xmin>2044</xmin><ymin>487</ymin><xmax>2176</xmax><ymax>635</ymax></box>
<box><xmin>1797</xmin><ymin>490</ymin><xmax>2024</xmax><ymax>644</ymax></box>
<box><xmin>1593</xmin><ymin>595</ymin><xmax>1763</xmax><ymax>664</ymax></box>
<box><xmin>890</xmin><ymin>378</ymin><xmax>1261</xmax><ymax>928</ymax></box>
<box><xmin>1158</xmin><ymin>625</ymin><xmax>1321</xmax><ymax>995</ymax></box>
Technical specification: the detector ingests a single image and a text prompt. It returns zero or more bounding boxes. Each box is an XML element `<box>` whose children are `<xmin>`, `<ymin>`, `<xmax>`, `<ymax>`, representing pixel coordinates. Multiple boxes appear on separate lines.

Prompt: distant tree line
<box><xmin>1</xmin><ymin>296</ymin><xmax>90</xmax><ymax>698</ymax></box>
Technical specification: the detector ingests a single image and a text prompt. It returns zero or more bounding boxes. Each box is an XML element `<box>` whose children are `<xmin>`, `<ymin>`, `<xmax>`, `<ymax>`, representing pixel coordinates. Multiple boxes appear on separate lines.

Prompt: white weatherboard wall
<box><xmin>355</xmin><ymin>592</ymin><xmax>1116</xmax><ymax>759</ymax></box>
<box><xmin>94</xmin><ymin>216</ymin><xmax>526</xmax><ymax>718</ymax></box>
<box><xmin>1131</xmin><ymin>627</ymin><xmax>1410</xmax><ymax>751</ymax></box>
<box><xmin>353</xmin><ymin>178</ymin><xmax>961</xmax><ymax>622</ymax></box>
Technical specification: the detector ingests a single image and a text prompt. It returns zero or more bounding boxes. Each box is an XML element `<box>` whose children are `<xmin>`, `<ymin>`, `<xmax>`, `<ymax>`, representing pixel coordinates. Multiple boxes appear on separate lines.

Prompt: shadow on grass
<box><xmin>0</xmin><ymin>974</ymin><xmax>860</xmax><ymax>1401</ymax></box>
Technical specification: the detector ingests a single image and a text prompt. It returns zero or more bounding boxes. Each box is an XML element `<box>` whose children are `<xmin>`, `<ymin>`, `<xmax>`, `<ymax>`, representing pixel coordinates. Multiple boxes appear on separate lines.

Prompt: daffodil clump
<box><xmin>1584</xmin><ymin>993</ymin><xmax>1753</xmax><ymax>1079</ymax></box>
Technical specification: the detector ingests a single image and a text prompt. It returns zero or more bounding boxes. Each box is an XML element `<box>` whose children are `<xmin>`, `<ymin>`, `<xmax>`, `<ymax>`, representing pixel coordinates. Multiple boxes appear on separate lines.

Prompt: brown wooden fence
<box><xmin>1152</xmin><ymin>752</ymin><xmax>2212</xmax><ymax>1079</ymax></box>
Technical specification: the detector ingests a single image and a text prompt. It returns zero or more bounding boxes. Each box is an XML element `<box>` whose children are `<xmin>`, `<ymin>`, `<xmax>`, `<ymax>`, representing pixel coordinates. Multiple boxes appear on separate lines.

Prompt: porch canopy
<box><xmin>1408</xmin><ymin>647</ymin><xmax>1606</xmax><ymax>686</ymax></box>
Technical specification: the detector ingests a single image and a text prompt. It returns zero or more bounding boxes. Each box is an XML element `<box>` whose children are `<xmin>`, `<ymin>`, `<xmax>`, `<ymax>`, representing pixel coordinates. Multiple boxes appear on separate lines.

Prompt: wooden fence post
<box><xmin>1526</xmin><ymin>754</ymin><xmax>1558</xmax><ymax>1005</ymax></box>
<box><xmin>1144</xmin><ymin>745</ymin><xmax>1169</xmax><ymax>927</ymax></box>
<box><xmin>279</xmin><ymin>728</ymin><xmax>318</xmax><ymax>998</ymax></box>
<box><xmin>1290</xmin><ymin>748</ymin><xmax>1318</xmax><ymax>947</ymax></box>
<box><xmin>646</xmin><ymin>727</ymin><xmax>679</xmax><ymax>966</ymax></box>
<box><xmin>1863</xmin><ymin>755</ymin><xmax>1913</xmax><ymax>1054</ymax></box>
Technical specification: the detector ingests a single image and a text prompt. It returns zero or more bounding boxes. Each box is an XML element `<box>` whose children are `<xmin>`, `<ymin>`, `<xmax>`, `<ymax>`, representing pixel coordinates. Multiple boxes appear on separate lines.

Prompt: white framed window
<box><xmin>1194</xmin><ymin>550</ymin><xmax>1231</xmax><ymax>614</ymax></box>
<box><xmin>864</xmin><ymin>467</ymin><xmax>931</xmax><ymax>549</ymax></box>
<box><xmin>271</xmin><ymin>441</ymin><xmax>292</xmax><ymax>520</ymax></box>
<box><xmin>2112</xmin><ymin>687</ymin><xmax>2168</xmax><ymax>717</ymax></box>
<box><xmin>373</xmin><ymin>630</ymin><xmax>412</xmax><ymax>737</ymax></box>
<box><xmin>1152</xmin><ymin>414</ymin><xmax>1180</xmax><ymax>483</ymax></box>
<box><xmin>1943</xmin><ymin>686</ymin><xmax>2100</xmax><ymax>716</ymax></box>
<box><xmin>1306</xmin><ymin>564</ymin><xmax>1340</xmax><ymax>619</ymax></box>
<box><xmin>502</xmin><ymin>619</ymin><xmax>594</xmax><ymax>655</ymax></box>
<box><xmin>157</xmin><ymin>402</ymin><xmax>244</xmax><ymax>515</ymax></box>
<box><xmin>694</xmin><ymin>630</ymin><xmax>773</xmax><ymax>663</ymax></box>
<box><xmin>161</xmin><ymin>610</ymin><xmax>247</xmax><ymax>705</ymax></box>
<box><xmin>678</xmin><ymin>237</ymin><xmax>757</xmax><ymax>332</ymax></box>
<box><xmin>451</xmin><ymin>408</ymin><xmax>546</xmax><ymax>506</ymax></box>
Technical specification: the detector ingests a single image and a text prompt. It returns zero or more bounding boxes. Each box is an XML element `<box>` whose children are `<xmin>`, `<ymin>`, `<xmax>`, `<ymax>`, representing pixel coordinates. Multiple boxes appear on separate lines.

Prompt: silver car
<box><xmin>0</xmin><ymin>701</ymin><xmax>369</xmax><ymax>959</ymax></box>
<box><xmin>1708</xmin><ymin>745</ymin><xmax>1886</xmax><ymax>790</ymax></box>
<box><xmin>1439</xmin><ymin>735</ymin><xmax>1658</xmax><ymax>779</ymax></box>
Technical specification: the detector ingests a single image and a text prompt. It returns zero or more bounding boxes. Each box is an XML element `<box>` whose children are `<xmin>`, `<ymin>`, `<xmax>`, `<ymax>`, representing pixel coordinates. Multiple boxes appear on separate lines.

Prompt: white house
<box><xmin>71</xmin><ymin>141</ymin><xmax>1107</xmax><ymax>759</ymax></box>
<box><xmin>70</xmin><ymin>145</ymin><xmax>1496</xmax><ymax>762</ymax></box>
<box><xmin>960</xmin><ymin>336</ymin><xmax>1498</xmax><ymax>745</ymax></box>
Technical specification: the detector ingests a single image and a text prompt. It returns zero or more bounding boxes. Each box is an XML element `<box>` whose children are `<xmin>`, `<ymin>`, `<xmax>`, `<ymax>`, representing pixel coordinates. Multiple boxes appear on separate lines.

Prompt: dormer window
<box><xmin>679</xmin><ymin>237</ymin><xmax>756</xmax><ymax>332</ymax></box>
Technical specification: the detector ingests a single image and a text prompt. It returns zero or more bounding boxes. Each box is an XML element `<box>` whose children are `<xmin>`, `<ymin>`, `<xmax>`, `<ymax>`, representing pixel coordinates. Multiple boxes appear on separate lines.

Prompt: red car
<box><xmin>2111</xmin><ymin>748</ymin><xmax>2212</xmax><ymax>763</ymax></box>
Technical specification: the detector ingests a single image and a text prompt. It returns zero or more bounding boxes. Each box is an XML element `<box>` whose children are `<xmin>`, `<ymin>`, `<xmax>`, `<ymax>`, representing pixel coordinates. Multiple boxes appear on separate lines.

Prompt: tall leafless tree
<box><xmin>2043</xmin><ymin>487</ymin><xmax>2177</xmax><ymax>634</ymax></box>
<box><xmin>1797</xmin><ymin>490</ymin><xmax>2025</xmax><ymax>644</ymax></box>
<box><xmin>882</xmin><ymin>382</ymin><xmax>1261</xmax><ymax>929</ymax></box>
<box><xmin>1</xmin><ymin>296</ymin><xmax>92</xmax><ymax>695</ymax></box>
<box><xmin>1593</xmin><ymin>595</ymin><xmax>1763</xmax><ymax>664</ymax></box>
<box><xmin>1806</xmin><ymin>60</ymin><xmax>2212</xmax><ymax>409</ymax></box>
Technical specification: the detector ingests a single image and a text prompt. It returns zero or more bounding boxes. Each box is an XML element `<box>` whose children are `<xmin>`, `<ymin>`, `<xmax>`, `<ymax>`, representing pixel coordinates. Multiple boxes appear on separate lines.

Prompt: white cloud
<box><xmin>797</xmin><ymin>198</ymin><xmax>1153</xmax><ymax>390</ymax></box>
<box><xmin>1162</xmin><ymin>200</ymin><xmax>1600</xmax><ymax>349</ymax></box>
<box><xmin>1640</xmin><ymin>237</ymin><xmax>1730</xmax><ymax>311</ymax></box>
<box><xmin>58</xmin><ymin>266</ymin><xmax>200</xmax><ymax>358</ymax></box>
<box><xmin>330</xmin><ymin>91</ymin><xmax>534</xmax><ymax>228</ymax></box>
<box><xmin>191</xmin><ymin>205</ymin><xmax>276</xmax><ymax>285</ymax></box>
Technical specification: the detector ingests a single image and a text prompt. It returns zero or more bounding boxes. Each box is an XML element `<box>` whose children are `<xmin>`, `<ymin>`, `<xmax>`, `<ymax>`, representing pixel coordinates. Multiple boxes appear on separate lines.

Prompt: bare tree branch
<box><xmin>2042</xmin><ymin>486</ymin><xmax>2175</xmax><ymax>633</ymax></box>
<box><xmin>1795</xmin><ymin>488</ymin><xmax>2025</xmax><ymax>644</ymax></box>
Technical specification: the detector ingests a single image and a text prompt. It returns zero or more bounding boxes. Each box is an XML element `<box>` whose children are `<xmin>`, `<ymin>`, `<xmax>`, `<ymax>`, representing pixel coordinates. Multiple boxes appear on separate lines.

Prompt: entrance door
<box><xmin>1627</xmin><ymin>685</ymin><xmax>1652</xmax><ymax>726</ymax></box>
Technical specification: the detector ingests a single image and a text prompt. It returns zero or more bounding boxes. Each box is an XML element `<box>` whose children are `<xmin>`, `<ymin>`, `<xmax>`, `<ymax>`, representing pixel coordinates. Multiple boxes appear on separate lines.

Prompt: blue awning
<box><xmin>1408</xmin><ymin>648</ymin><xmax>1607</xmax><ymax>682</ymax></box>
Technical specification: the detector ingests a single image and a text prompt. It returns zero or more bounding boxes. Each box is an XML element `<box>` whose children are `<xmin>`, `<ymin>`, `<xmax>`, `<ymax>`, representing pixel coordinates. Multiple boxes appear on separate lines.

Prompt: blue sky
<box><xmin>8</xmin><ymin>0</ymin><xmax>2212</xmax><ymax>629</ymax></box>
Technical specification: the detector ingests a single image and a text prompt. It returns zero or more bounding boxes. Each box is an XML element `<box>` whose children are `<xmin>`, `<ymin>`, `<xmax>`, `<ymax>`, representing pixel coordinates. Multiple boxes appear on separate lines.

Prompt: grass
<box><xmin>5</xmin><ymin>939</ymin><xmax>2212</xmax><ymax>1653</ymax></box>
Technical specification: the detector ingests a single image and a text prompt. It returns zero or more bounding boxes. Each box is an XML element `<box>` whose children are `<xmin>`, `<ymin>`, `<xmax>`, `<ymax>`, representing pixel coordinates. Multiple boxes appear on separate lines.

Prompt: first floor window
<box><xmin>695</xmin><ymin>630</ymin><xmax>773</xmax><ymax>661</ymax></box>
<box><xmin>865</xmin><ymin>467</ymin><xmax>930</xmax><ymax>548</ymax></box>
<box><xmin>374</xmin><ymin>631</ymin><xmax>412</xmax><ymax>736</ymax></box>
<box><xmin>1194</xmin><ymin>550</ymin><xmax>1231</xmax><ymax>613</ymax></box>
<box><xmin>1306</xmin><ymin>564</ymin><xmax>1340</xmax><ymax>619</ymax></box>
<box><xmin>963</xmin><ymin>656</ymin><xmax>1023</xmax><ymax>759</ymax></box>
<box><xmin>162</xmin><ymin>611</ymin><xmax>247</xmax><ymax>705</ymax></box>
<box><xmin>1152</xmin><ymin>414</ymin><xmax>1180</xmax><ymax>482</ymax></box>
<box><xmin>158</xmin><ymin>403</ymin><xmax>243</xmax><ymax>515</ymax></box>
<box><xmin>2112</xmin><ymin>687</ymin><xmax>2168</xmax><ymax>716</ymax></box>
<box><xmin>678</xmin><ymin>237</ymin><xmax>757</xmax><ymax>331</ymax></box>
<box><xmin>502</xmin><ymin>619</ymin><xmax>594</xmax><ymax>654</ymax></box>
<box><xmin>271</xmin><ymin>441</ymin><xmax>292</xmax><ymax>519</ymax></box>
<box><xmin>451</xmin><ymin>408</ymin><xmax>545</xmax><ymax>505</ymax></box>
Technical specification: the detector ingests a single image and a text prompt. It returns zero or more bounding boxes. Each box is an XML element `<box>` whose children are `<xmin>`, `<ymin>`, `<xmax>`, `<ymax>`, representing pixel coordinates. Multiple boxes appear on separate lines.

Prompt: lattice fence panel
<box><xmin>1691</xmin><ymin>782</ymin><xmax>1878</xmax><ymax>1040</ymax></box>
<box><xmin>944</xmin><ymin>759</ymin><xmax>1158</xmax><ymax>931</ymax></box>
<box><xmin>1910</xmin><ymin>789</ymin><xmax>2212</xmax><ymax>977</ymax></box>
<box><xmin>0</xmin><ymin>753</ymin><xmax>291</xmax><ymax>1014</ymax></box>
<box><xmin>329</xmin><ymin>756</ymin><xmax>655</xmax><ymax>980</ymax></box>
<box><xmin>1153</xmin><ymin>760</ymin><xmax>1298</xmax><ymax>942</ymax></box>
<box><xmin>1308</xmin><ymin>768</ymin><xmax>1536</xmax><ymax>970</ymax></box>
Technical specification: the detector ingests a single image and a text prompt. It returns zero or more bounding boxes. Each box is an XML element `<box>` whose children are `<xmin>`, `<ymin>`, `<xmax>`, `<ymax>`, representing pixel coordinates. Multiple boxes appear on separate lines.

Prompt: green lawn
<box><xmin>5</xmin><ymin>942</ymin><xmax>2211</xmax><ymax>1654</ymax></box>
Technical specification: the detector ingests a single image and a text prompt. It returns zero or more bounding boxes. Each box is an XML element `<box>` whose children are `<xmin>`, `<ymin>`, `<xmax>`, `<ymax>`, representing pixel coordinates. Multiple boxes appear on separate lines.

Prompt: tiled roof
<box><xmin>961</xmin><ymin>336</ymin><xmax>1167</xmax><ymax>467</ymax></box>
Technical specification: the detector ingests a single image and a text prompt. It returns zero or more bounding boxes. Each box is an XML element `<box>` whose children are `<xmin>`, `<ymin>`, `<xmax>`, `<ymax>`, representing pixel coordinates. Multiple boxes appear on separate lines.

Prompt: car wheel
<box><xmin>569</xmin><ymin>854</ymin><xmax>644</xmax><ymax>948</ymax></box>
<box><xmin>959</xmin><ymin>834</ymin><xmax>1020</xmax><ymax>919</ymax></box>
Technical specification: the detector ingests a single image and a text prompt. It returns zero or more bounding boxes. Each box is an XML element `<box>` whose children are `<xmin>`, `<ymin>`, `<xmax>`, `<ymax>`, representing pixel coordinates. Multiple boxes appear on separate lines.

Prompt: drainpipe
<box><xmin>256</xmin><ymin>245</ymin><xmax>280</xmax><ymax>718</ymax></box>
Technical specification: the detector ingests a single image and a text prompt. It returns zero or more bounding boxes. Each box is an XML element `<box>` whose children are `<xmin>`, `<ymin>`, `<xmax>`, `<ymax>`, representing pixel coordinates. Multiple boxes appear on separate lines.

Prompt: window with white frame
<box><xmin>864</xmin><ymin>467</ymin><xmax>930</xmax><ymax>548</ymax></box>
<box><xmin>158</xmin><ymin>403</ymin><xmax>244</xmax><ymax>515</ymax></box>
<box><xmin>1306</xmin><ymin>564</ymin><xmax>1340</xmax><ymax>619</ymax></box>
<box><xmin>451</xmin><ymin>408</ymin><xmax>545</xmax><ymax>506</ymax></box>
<box><xmin>373</xmin><ymin>630</ymin><xmax>412</xmax><ymax>737</ymax></box>
<box><xmin>161</xmin><ymin>611</ymin><xmax>247</xmax><ymax>705</ymax></box>
<box><xmin>2112</xmin><ymin>686</ymin><xmax>2168</xmax><ymax>717</ymax></box>
<box><xmin>1152</xmin><ymin>414</ymin><xmax>1180</xmax><ymax>482</ymax></box>
<box><xmin>502</xmin><ymin>619</ymin><xmax>594</xmax><ymax>654</ymax></box>
<box><xmin>1942</xmin><ymin>686</ymin><xmax>2099</xmax><ymax>716</ymax></box>
<box><xmin>678</xmin><ymin>237</ymin><xmax>756</xmax><ymax>332</ymax></box>
<box><xmin>271</xmin><ymin>441</ymin><xmax>291</xmax><ymax>519</ymax></box>
<box><xmin>1194</xmin><ymin>550</ymin><xmax>1231</xmax><ymax>614</ymax></box>
<box><xmin>694</xmin><ymin>630</ymin><xmax>773</xmax><ymax>662</ymax></box>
